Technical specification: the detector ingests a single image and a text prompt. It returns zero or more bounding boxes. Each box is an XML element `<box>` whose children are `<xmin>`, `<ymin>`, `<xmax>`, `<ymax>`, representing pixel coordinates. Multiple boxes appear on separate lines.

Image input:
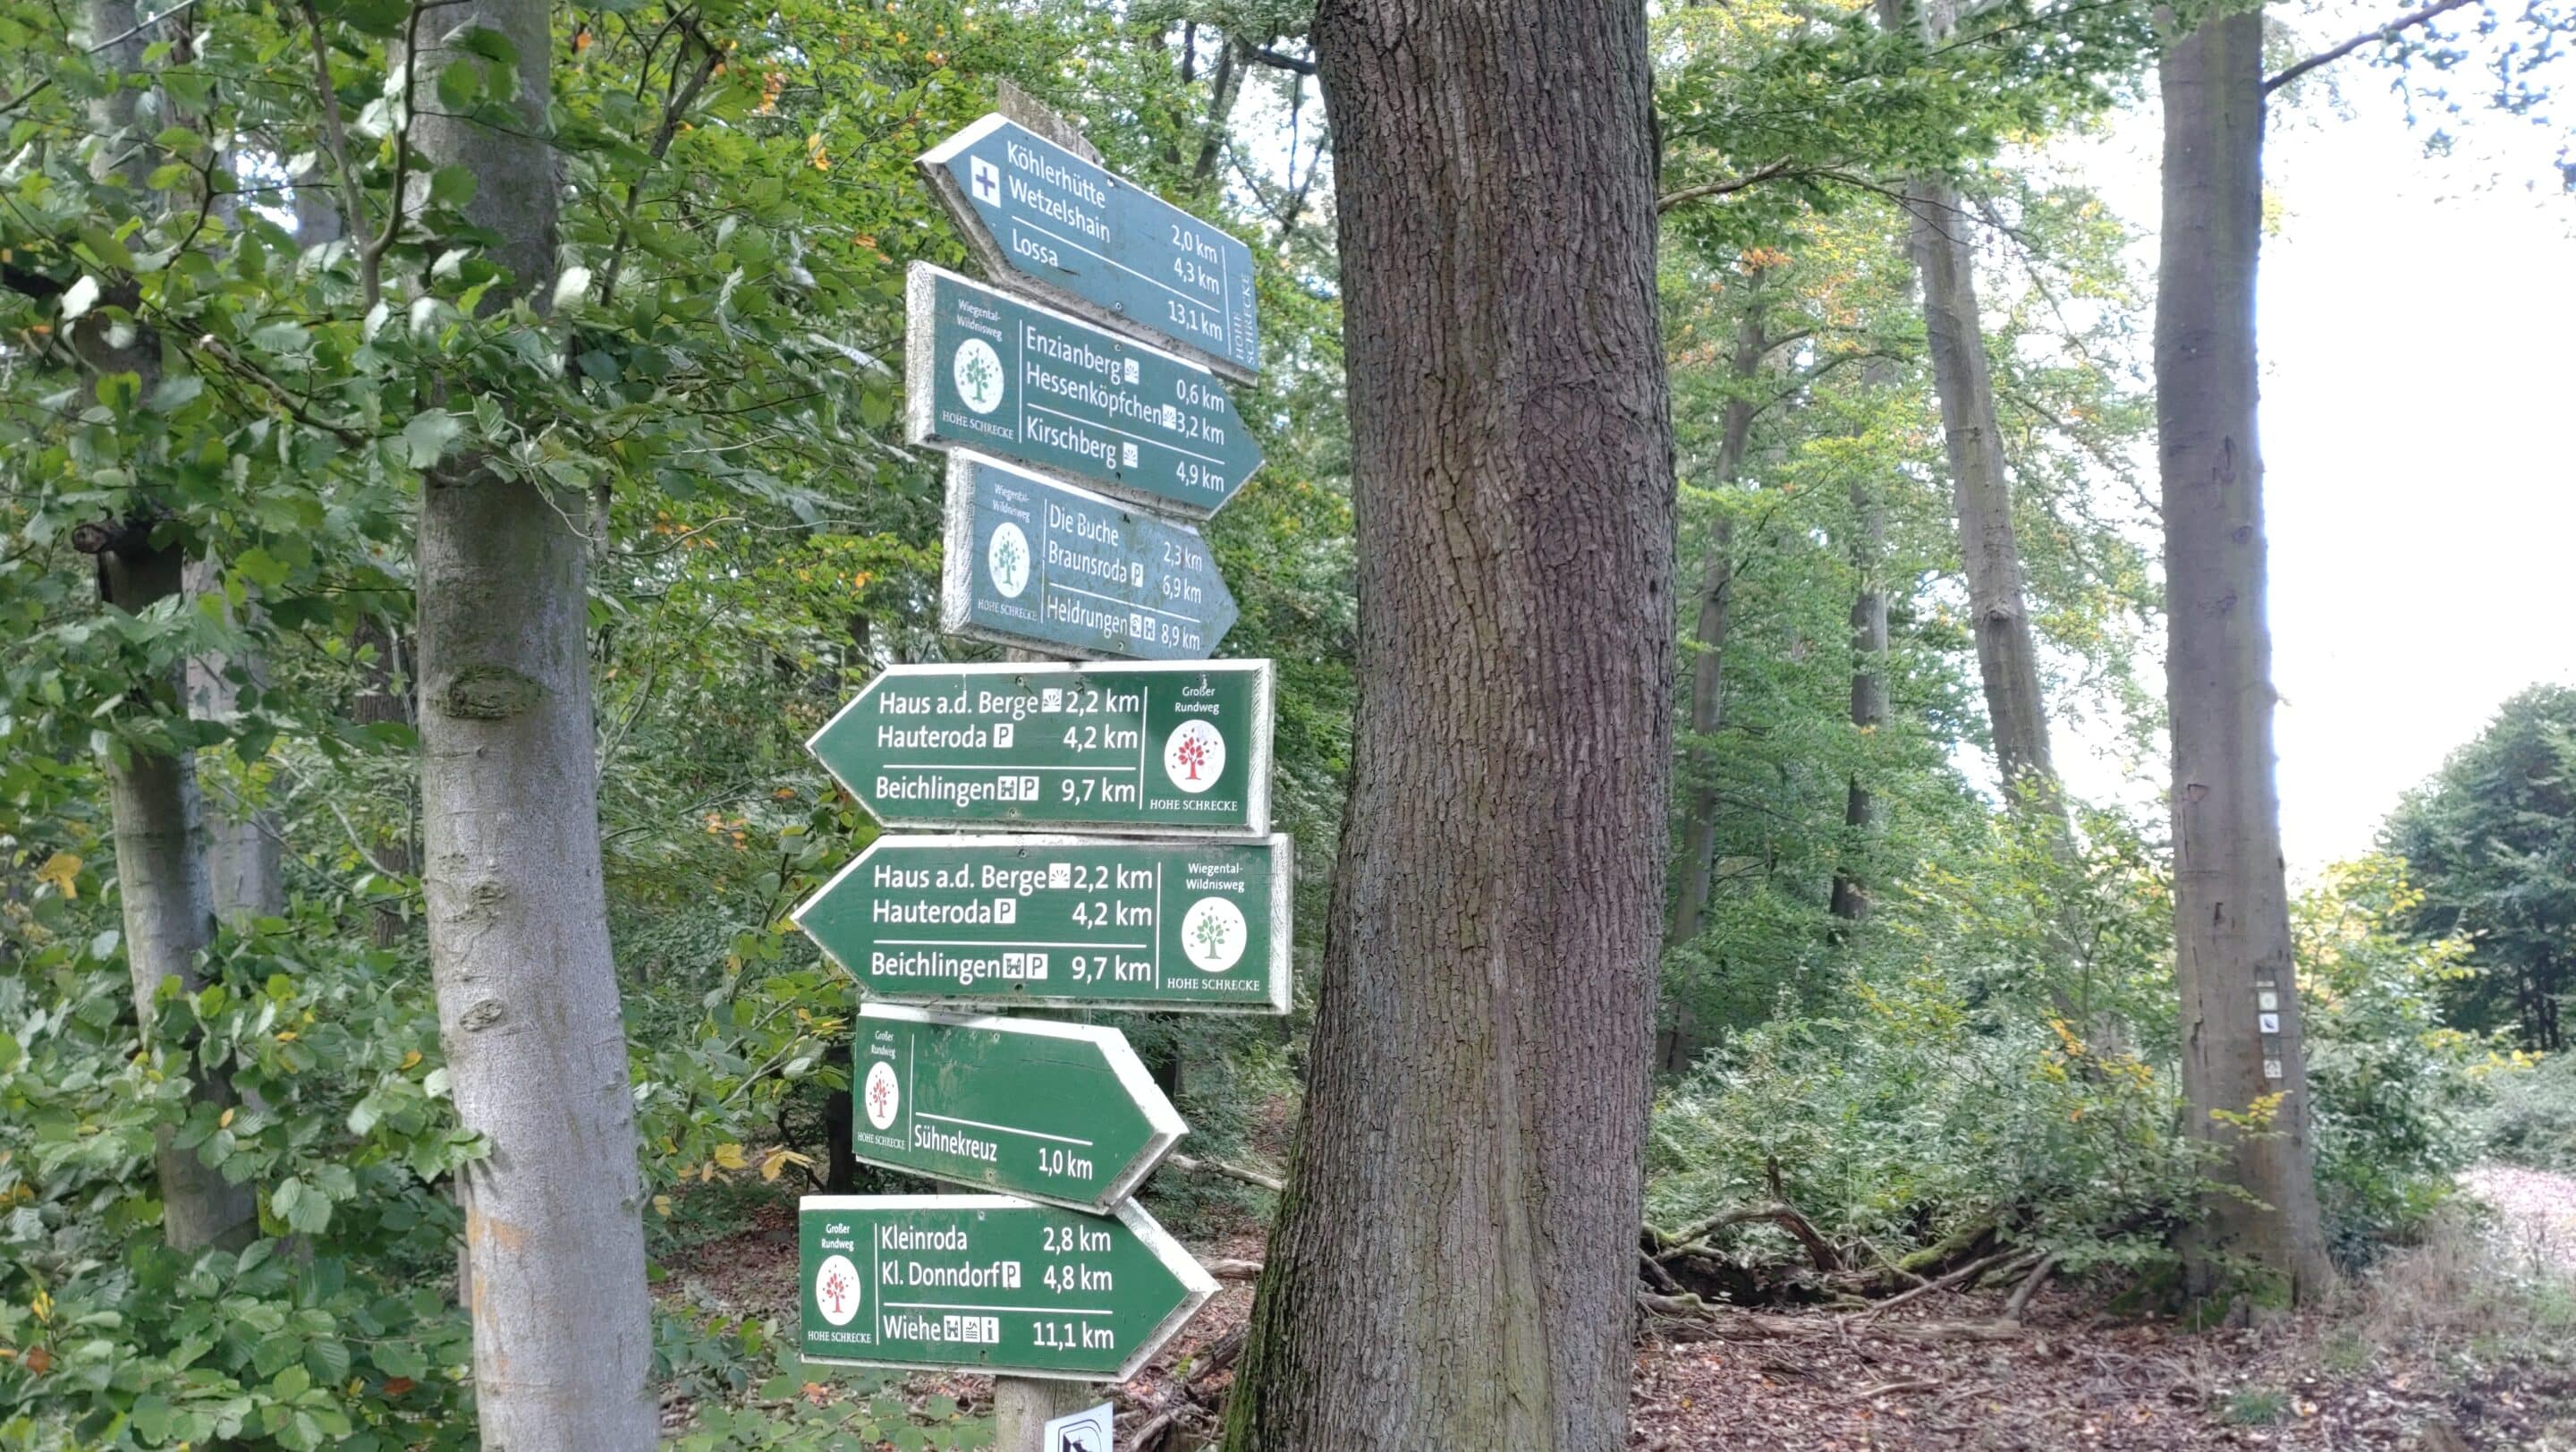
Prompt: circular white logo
<box><xmin>953</xmin><ymin>337</ymin><xmax>1005</xmax><ymax>414</ymax></box>
<box><xmin>814</xmin><ymin>1252</ymin><xmax>863</xmax><ymax>1326</ymax></box>
<box><xmin>861</xmin><ymin>1060</ymin><xmax>901</xmax><ymax>1131</ymax></box>
<box><xmin>1180</xmin><ymin>896</ymin><xmax>1248</xmax><ymax>972</ymax></box>
<box><xmin>1163</xmin><ymin>719</ymin><xmax>1225</xmax><ymax>794</ymax></box>
<box><xmin>987</xmin><ymin>522</ymin><xmax>1031</xmax><ymax>599</ymax></box>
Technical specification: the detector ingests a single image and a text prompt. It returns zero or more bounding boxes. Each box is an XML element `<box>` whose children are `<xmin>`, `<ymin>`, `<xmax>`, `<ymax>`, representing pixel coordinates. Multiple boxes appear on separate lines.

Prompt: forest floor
<box><xmin>661</xmin><ymin>1166</ymin><xmax>2576</xmax><ymax>1450</ymax></box>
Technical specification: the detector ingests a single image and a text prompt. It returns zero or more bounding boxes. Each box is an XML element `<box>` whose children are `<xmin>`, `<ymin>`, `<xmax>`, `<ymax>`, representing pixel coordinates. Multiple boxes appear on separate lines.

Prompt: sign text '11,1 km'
<box><xmin>801</xmin><ymin>1194</ymin><xmax>1216</xmax><ymax>1381</ymax></box>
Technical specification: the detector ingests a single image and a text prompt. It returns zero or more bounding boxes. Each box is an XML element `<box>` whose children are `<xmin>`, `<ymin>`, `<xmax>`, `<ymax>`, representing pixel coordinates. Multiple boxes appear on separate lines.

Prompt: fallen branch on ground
<box><xmin>1164</xmin><ymin>1151</ymin><xmax>1286</xmax><ymax>1194</ymax></box>
<box><xmin>1638</xmin><ymin>1291</ymin><xmax>2029</xmax><ymax>1342</ymax></box>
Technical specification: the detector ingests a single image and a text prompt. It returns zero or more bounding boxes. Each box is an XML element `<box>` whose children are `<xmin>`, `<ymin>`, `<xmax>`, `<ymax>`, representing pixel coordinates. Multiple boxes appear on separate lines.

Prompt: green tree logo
<box><xmin>953</xmin><ymin>338</ymin><xmax>1005</xmax><ymax>414</ymax></box>
<box><xmin>1181</xmin><ymin>896</ymin><xmax>1248</xmax><ymax>972</ymax></box>
<box><xmin>987</xmin><ymin>522</ymin><xmax>1031</xmax><ymax>599</ymax></box>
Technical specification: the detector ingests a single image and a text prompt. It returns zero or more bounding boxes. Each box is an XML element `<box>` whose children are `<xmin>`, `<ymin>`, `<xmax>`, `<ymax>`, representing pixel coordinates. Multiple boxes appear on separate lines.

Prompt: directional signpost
<box><xmin>800</xmin><ymin>1194</ymin><xmax>1216</xmax><ymax>1381</ymax></box>
<box><xmin>942</xmin><ymin>453</ymin><xmax>1238</xmax><ymax>661</ymax></box>
<box><xmin>799</xmin><ymin>836</ymin><xmax>1293</xmax><ymax>1014</ymax></box>
<box><xmin>907</xmin><ymin>264</ymin><xmax>1262</xmax><ymax>518</ymax></box>
<box><xmin>919</xmin><ymin>115</ymin><xmax>1261</xmax><ymax>381</ymax></box>
<box><xmin>803</xmin><ymin>106</ymin><xmax>1274</xmax><ymax>1444</ymax></box>
<box><xmin>844</xmin><ymin>1004</ymin><xmax>1186</xmax><ymax>1210</ymax></box>
<box><xmin>807</xmin><ymin>659</ymin><xmax>1273</xmax><ymax>836</ymax></box>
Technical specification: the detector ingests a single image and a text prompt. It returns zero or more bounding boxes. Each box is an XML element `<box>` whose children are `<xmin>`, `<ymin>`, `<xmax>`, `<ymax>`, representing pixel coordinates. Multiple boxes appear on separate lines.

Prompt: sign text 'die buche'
<box><xmin>807</xmin><ymin>660</ymin><xmax>1271</xmax><ymax>836</ymax></box>
<box><xmin>907</xmin><ymin>264</ymin><xmax>1261</xmax><ymax>518</ymax></box>
<box><xmin>843</xmin><ymin>1004</ymin><xmax>1185</xmax><ymax>1210</ymax></box>
<box><xmin>796</xmin><ymin>833</ymin><xmax>1292</xmax><ymax>1014</ymax></box>
<box><xmin>943</xmin><ymin>453</ymin><xmax>1237</xmax><ymax>661</ymax></box>
<box><xmin>801</xmin><ymin>1194</ymin><xmax>1216</xmax><ymax>1380</ymax></box>
<box><xmin>919</xmin><ymin>115</ymin><xmax>1259</xmax><ymax>380</ymax></box>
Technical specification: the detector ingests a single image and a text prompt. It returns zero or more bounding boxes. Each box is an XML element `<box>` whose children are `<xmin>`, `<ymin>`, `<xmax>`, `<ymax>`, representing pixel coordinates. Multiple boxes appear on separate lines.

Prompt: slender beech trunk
<box><xmin>78</xmin><ymin>0</ymin><xmax>257</xmax><ymax>1254</ymax></box>
<box><xmin>409</xmin><ymin>0</ymin><xmax>656</xmax><ymax>1438</ymax></box>
<box><xmin>185</xmin><ymin>558</ymin><xmax>284</xmax><ymax>921</ymax></box>
<box><xmin>1224</xmin><ymin>0</ymin><xmax>1674</xmax><ymax>1440</ymax></box>
<box><xmin>1830</xmin><ymin>464</ymin><xmax>1890</xmax><ymax>927</ymax></box>
<box><xmin>2157</xmin><ymin>6</ymin><xmax>2333</xmax><ymax>1306</ymax></box>
<box><xmin>1659</xmin><ymin>306</ymin><xmax>1767</xmax><ymax>1073</ymax></box>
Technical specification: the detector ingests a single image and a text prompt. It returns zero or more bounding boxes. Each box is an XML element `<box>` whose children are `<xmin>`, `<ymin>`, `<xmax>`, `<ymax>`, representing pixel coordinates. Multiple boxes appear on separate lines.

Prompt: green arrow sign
<box><xmin>798</xmin><ymin>835</ymin><xmax>1292</xmax><ymax>1015</ymax></box>
<box><xmin>907</xmin><ymin>265</ymin><xmax>1261</xmax><ymax>519</ymax></box>
<box><xmin>919</xmin><ymin>115</ymin><xmax>1259</xmax><ymax>381</ymax></box>
<box><xmin>801</xmin><ymin>1194</ymin><xmax>1216</xmax><ymax>1380</ymax></box>
<box><xmin>808</xmin><ymin>660</ymin><xmax>1272</xmax><ymax>835</ymax></box>
<box><xmin>846</xmin><ymin>1005</ymin><xmax>1185</xmax><ymax>1210</ymax></box>
<box><xmin>942</xmin><ymin>453</ymin><xmax>1238</xmax><ymax>661</ymax></box>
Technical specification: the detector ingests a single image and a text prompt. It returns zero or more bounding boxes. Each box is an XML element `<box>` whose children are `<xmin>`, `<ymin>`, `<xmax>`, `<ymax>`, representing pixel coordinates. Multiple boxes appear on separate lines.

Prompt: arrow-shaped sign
<box><xmin>808</xmin><ymin>660</ymin><xmax>1274</xmax><ymax>835</ymax></box>
<box><xmin>797</xmin><ymin>834</ymin><xmax>1292</xmax><ymax>1014</ymax></box>
<box><xmin>942</xmin><ymin>452</ymin><xmax>1238</xmax><ymax>661</ymax></box>
<box><xmin>919</xmin><ymin>115</ymin><xmax>1260</xmax><ymax>382</ymax></box>
<box><xmin>801</xmin><ymin>1193</ymin><xmax>1217</xmax><ymax>1380</ymax></box>
<box><xmin>907</xmin><ymin>264</ymin><xmax>1262</xmax><ymax>519</ymax></box>
<box><xmin>844</xmin><ymin>1004</ymin><xmax>1186</xmax><ymax>1210</ymax></box>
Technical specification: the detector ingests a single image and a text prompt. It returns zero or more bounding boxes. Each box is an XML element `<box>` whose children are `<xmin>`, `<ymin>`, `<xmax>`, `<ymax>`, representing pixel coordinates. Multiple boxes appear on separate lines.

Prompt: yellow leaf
<box><xmin>218</xmin><ymin>1108</ymin><xmax>234</xmax><ymax>1129</ymax></box>
<box><xmin>759</xmin><ymin>1147</ymin><xmax>812</xmax><ymax>1182</ymax></box>
<box><xmin>275</xmin><ymin>1031</ymin><xmax>299</xmax><ymax>1042</ymax></box>
<box><xmin>35</xmin><ymin>853</ymin><xmax>80</xmax><ymax>900</ymax></box>
<box><xmin>401</xmin><ymin>1049</ymin><xmax>423</xmax><ymax>1071</ymax></box>
<box><xmin>653</xmin><ymin>1194</ymin><xmax>673</xmax><ymax>1217</ymax></box>
<box><xmin>712</xmin><ymin>1142</ymin><xmax>748</xmax><ymax>1170</ymax></box>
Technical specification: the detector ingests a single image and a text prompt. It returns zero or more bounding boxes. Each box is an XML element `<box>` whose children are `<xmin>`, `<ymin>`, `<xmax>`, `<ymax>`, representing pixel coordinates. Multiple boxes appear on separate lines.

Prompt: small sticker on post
<box><xmin>2258</xmin><ymin>990</ymin><xmax>2279</xmax><ymax>1012</ymax></box>
<box><xmin>2263</xmin><ymin>1058</ymin><xmax>2284</xmax><ymax>1079</ymax></box>
<box><xmin>2258</xmin><ymin>1013</ymin><xmax>2281</xmax><ymax>1033</ymax></box>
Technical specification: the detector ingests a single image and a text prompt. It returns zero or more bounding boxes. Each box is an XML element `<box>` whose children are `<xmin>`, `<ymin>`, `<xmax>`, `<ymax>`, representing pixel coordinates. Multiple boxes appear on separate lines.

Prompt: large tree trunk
<box><xmin>79</xmin><ymin>0</ymin><xmax>257</xmax><ymax>1255</ymax></box>
<box><xmin>1830</xmin><ymin>465</ymin><xmax>1890</xmax><ymax>927</ymax></box>
<box><xmin>2157</xmin><ymin>6</ymin><xmax>2333</xmax><ymax>1307</ymax></box>
<box><xmin>1657</xmin><ymin>306</ymin><xmax>1768</xmax><ymax>1073</ymax></box>
<box><xmin>409</xmin><ymin>0</ymin><xmax>657</xmax><ymax>1439</ymax></box>
<box><xmin>1224</xmin><ymin>0</ymin><xmax>1674</xmax><ymax>1443</ymax></box>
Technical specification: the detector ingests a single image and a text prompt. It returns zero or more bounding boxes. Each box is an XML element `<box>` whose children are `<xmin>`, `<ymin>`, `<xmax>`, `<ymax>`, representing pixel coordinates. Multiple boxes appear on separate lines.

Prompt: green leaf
<box><xmin>435</xmin><ymin>59</ymin><xmax>483</xmax><ymax>111</ymax></box>
<box><xmin>428</xmin><ymin>165</ymin><xmax>477</xmax><ymax>209</ymax></box>
<box><xmin>272</xmin><ymin>1363</ymin><xmax>311</xmax><ymax>1401</ymax></box>
<box><xmin>402</xmin><ymin>410</ymin><xmax>463</xmax><ymax>468</ymax></box>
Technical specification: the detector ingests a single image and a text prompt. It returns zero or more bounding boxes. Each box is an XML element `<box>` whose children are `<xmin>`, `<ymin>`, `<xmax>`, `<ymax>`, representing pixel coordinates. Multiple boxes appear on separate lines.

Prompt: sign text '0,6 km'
<box><xmin>795</xmin><ymin>834</ymin><xmax>1292</xmax><ymax>1014</ymax></box>
<box><xmin>907</xmin><ymin>264</ymin><xmax>1261</xmax><ymax>518</ymax></box>
<box><xmin>801</xmin><ymin>1194</ymin><xmax>1216</xmax><ymax>1381</ymax></box>
<box><xmin>843</xmin><ymin>1004</ymin><xmax>1186</xmax><ymax>1210</ymax></box>
<box><xmin>942</xmin><ymin>453</ymin><xmax>1237</xmax><ymax>661</ymax></box>
<box><xmin>807</xmin><ymin>659</ymin><xmax>1272</xmax><ymax>836</ymax></box>
<box><xmin>918</xmin><ymin>115</ymin><xmax>1259</xmax><ymax>382</ymax></box>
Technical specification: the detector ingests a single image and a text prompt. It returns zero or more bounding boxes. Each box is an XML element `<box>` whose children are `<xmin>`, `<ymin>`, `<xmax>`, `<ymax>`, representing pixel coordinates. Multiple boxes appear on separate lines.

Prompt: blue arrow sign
<box><xmin>919</xmin><ymin>115</ymin><xmax>1260</xmax><ymax>381</ymax></box>
<box><xmin>941</xmin><ymin>453</ymin><xmax>1238</xmax><ymax>661</ymax></box>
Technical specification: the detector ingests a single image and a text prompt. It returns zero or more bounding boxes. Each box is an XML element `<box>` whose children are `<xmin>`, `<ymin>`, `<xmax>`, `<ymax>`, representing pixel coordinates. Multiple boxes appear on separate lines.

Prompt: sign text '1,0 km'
<box><xmin>919</xmin><ymin>115</ymin><xmax>1259</xmax><ymax>381</ymax></box>
<box><xmin>840</xmin><ymin>1004</ymin><xmax>1187</xmax><ymax>1210</ymax></box>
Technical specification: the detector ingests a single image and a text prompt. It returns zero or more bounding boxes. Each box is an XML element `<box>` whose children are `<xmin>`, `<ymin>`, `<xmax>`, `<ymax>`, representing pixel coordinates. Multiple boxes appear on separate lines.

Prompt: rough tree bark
<box><xmin>1224</xmin><ymin>0</ymin><xmax>1674</xmax><ymax>1441</ymax></box>
<box><xmin>1830</xmin><ymin>462</ymin><xmax>1891</xmax><ymax>927</ymax></box>
<box><xmin>1660</xmin><ymin>305</ymin><xmax>1768</xmax><ymax>1073</ymax></box>
<box><xmin>78</xmin><ymin>0</ymin><xmax>258</xmax><ymax>1254</ymax></box>
<box><xmin>2156</xmin><ymin>4</ymin><xmax>2334</xmax><ymax>1306</ymax></box>
<box><xmin>408</xmin><ymin>0</ymin><xmax>657</xmax><ymax>1439</ymax></box>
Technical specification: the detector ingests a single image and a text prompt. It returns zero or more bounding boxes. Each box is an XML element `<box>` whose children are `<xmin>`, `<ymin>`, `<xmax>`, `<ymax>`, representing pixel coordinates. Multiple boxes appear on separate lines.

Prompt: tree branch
<box><xmin>1245</xmin><ymin>44</ymin><xmax>1315</xmax><ymax>74</ymax></box>
<box><xmin>2264</xmin><ymin>0</ymin><xmax>2479</xmax><ymax>95</ymax></box>
<box><xmin>1657</xmin><ymin>156</ymin><xmax>1801</xmax><ymax>213</ymax></box>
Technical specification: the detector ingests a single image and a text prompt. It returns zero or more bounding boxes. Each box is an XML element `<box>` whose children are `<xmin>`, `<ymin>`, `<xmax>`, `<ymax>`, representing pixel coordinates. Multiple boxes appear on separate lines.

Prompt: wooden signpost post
<box><xmin>797</xmin><ymin>93</ymin><xmax>1278</xmax><ymax>1452</ymax></box>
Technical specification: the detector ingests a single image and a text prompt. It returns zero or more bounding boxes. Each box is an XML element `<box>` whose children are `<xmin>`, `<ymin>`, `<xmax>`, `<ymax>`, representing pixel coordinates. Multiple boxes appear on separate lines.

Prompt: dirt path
<box><xmin>2462</xmin><ymin>1162</ymin><xmax>2576</xmax><ymax>1277</ymax></box>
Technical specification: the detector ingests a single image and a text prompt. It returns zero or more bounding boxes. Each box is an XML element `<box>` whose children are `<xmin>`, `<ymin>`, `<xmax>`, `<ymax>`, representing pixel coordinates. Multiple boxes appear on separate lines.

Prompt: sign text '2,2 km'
<box><xmin>918</xmin><ymin>115</ymin><xmax>1259</xmax><ymax>382</ymax></box>
<box><xmin>907</xmin><ymin>264</ymin><xmax>1261</xmax><ymax>518</ymax></box>
<box><xmin>800</xmin><ymin>1194</ymin><xmax>1216</xmax><ymax>1380</ymax></box>
<box><xmin>840</xmin><ymin>1004</ymin><xmax>1188</xmax><ymax>1210</ymax></box>
<box><xmin>795</xmin><ymin>834</ymin><xmax>1292</xmax><ymax>1014</ymax></box>
<box><xmin>806</xmin><ymin>659</ymin><xmax>1273</xmax><ymax>836</ymax></box>
<box><xmin>942</xmin><ymin>453</ymin><xmax>1237</xmax><ymax>661</ymax></box>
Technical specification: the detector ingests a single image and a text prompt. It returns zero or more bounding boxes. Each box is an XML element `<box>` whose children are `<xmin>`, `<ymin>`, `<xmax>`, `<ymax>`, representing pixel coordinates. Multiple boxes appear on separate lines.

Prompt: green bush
<box><xmin>2476</xmin><ymin>1052</ymin><xmax>2576</xmax><ymax>1172</ymax></box>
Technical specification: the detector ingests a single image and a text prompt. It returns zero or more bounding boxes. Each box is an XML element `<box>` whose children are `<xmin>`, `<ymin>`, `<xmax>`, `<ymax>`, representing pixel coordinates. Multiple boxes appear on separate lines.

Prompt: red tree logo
<box><xmin>1174</xmin><ymin>733</ymin><xmax>1209</xmax><ymax>782</ymax></box>
<box><xmin>821</xmin><ymin>1267</ymin><xmax>852</xmax><ymax>1315</ymax></box>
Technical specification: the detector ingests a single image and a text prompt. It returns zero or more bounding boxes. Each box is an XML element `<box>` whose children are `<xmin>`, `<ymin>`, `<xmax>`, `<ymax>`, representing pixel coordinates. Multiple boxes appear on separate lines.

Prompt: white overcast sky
<box><xmin>2050</xmin><ymin>10</ymin><xmax>2576</xmax><ymax>876</ymax></box>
